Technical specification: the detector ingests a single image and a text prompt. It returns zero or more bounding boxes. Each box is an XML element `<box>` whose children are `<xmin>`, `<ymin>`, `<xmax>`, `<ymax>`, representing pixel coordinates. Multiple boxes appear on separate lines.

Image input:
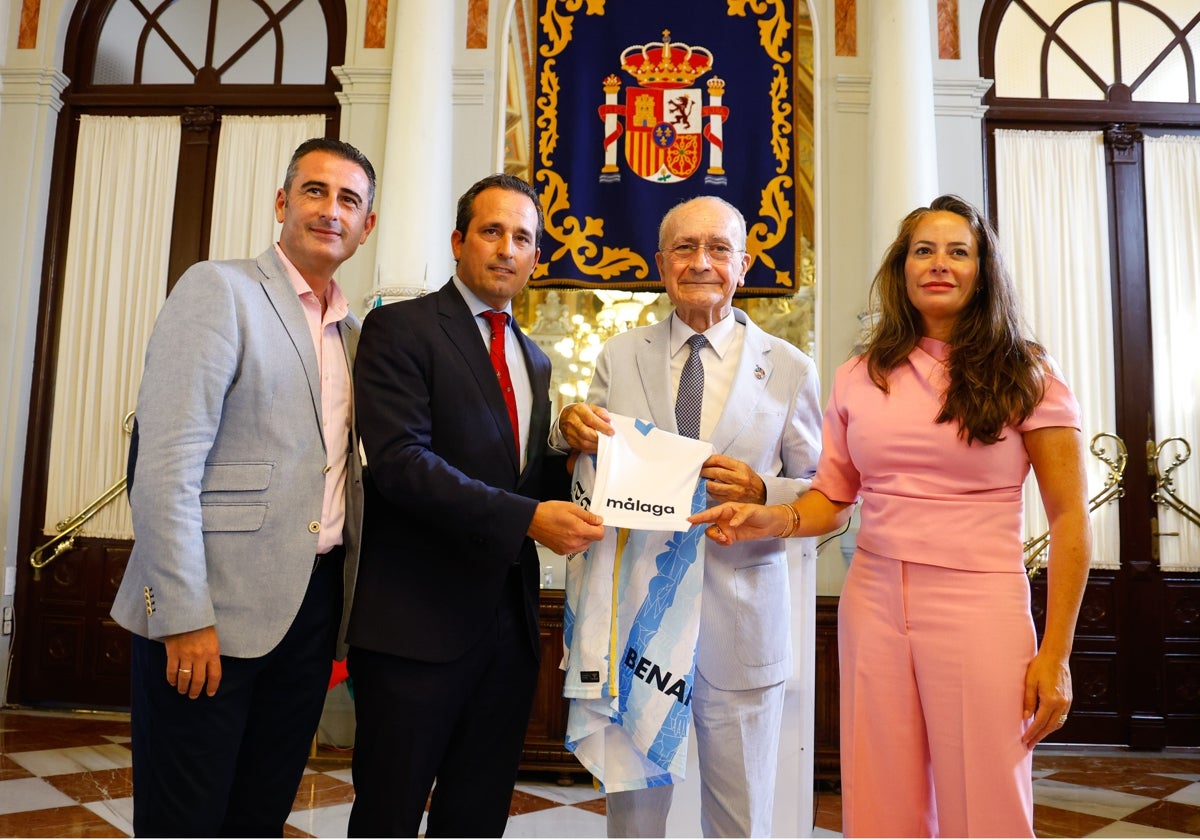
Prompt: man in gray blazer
<box><xmin>555</xmin><ymin>196</ymin><xmax>822</xmax><ymax>837</ymax></box>
<box><xmin>111</xmin><ymin>137</ymin><xmax>376</xmax><ymax>836</ymax></box>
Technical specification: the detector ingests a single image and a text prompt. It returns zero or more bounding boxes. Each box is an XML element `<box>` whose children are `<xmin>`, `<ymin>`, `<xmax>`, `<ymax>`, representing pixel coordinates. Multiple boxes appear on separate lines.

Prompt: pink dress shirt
<box><xmin>275</xmin><ymin>244</ymin><xmax>351</xmax><ymax>555</ymax></box>
<box><xmin>811</xmin><ymin>337</ymin><xmax>1081</xmax><ymax>573</ymax></box>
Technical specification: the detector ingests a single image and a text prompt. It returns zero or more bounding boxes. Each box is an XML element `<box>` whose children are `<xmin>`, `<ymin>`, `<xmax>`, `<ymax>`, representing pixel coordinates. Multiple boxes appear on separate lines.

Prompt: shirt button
<box><xmin>322</xmin><ymin>465</ymin><xmax>332</xmax><ymax>474</ymax></box>
<box><xmin>308</xmin><ymin>521</ymin><xmax>321</xmax><ymax>533</ymax></box>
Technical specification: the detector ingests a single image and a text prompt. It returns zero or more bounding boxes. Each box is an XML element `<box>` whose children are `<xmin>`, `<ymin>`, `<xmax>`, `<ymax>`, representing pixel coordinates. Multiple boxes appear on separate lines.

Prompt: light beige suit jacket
<box><xmin>584</xmin><ymin>309</ymin><xmax>821</xmax><ymax>690</ymax></box>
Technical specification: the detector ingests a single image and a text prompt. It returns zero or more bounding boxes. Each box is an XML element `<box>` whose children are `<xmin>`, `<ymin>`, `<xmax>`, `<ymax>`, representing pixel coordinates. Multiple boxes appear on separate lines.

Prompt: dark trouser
<box><xmin>347</xmin><ymin>565</ymin><xmax>539</xmax><ymax>838</ymax></box>
<box><xmin>130</xmin><ymin>551</ymin><xmax>342</xmax><ymax>837</ymax></box>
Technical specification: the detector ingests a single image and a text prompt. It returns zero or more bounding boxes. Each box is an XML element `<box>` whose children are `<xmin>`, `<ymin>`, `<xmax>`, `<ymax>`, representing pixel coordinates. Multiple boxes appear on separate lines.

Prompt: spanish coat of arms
<box><xmin>598</xmin><ymin>30</ymin><xmax>729</xmax><ymax>185</ymax></box>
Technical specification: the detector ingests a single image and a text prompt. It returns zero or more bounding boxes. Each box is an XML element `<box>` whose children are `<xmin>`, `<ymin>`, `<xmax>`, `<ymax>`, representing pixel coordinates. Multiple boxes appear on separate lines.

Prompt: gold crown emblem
<box><xmin>620</xmin><ymin>30</ymin><xmax>714</xmax><ymax>90</ymax></box>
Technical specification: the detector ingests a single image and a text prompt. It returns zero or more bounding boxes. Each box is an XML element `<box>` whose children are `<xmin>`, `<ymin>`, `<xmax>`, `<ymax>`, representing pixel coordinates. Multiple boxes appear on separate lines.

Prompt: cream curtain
<box><xmin>994</xmin><ymin>129</ymin><xmax>1121</xmax><ymax>571</ymax></box>
<box><xmin>1144</xmin><ymin>135</ymin><xmax>1200</xmax><ymax>572</ymax></box>
<box><xmin>44</xmin><ymin>116</ymin><xmax>180</xmax><ymax>539</ymax></box>
<box><xmin>207</xmin><ymin>114</ymin><xmax>326</xmax><ymax>260</ymax></box>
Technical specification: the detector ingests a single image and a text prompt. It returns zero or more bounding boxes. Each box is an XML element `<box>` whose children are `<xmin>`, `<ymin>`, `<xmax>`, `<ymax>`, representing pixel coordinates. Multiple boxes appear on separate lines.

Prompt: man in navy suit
<box><xmin>346</xmin><ymin>173</ymin><xmax>605</xmax><ymax>837</ymax></box>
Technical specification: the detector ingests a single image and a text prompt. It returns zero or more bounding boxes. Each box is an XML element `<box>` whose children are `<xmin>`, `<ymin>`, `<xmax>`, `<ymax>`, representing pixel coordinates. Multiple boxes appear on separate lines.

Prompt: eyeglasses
<box><xmin>662</xmin><ymin>243</ymin><xmax>745</xmax><ymax>264</ymax></box>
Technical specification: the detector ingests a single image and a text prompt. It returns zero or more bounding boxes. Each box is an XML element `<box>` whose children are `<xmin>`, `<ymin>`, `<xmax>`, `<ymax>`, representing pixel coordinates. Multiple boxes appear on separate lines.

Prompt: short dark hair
<box><xmin>454</xmin><ymin>173</ymin><xmax>544</xmax><ymax>248</ymax></box>
<box><xmin>283</xmin><ymin>137</ymin><xmax>376</xmax><ymax>211</ymax></box>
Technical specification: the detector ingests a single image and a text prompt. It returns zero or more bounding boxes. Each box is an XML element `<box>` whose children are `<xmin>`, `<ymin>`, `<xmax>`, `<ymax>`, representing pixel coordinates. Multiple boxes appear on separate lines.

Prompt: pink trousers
<box><xmin>838</xmin><ymin>549</ymin><xmax>1037</xmax><ymax>838</ymax></box>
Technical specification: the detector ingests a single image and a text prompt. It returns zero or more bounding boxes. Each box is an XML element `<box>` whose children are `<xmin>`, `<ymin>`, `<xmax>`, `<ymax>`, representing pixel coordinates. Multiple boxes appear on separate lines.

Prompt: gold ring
<box><xmin>1057</xmin><ymin>714</ymin><xmax>1068</xmax><ymax>725</ymax></box>
<box><xmin>178</xmin><ymin>669</ymin><xmax>192</xmax><ymax>674</ymax></box>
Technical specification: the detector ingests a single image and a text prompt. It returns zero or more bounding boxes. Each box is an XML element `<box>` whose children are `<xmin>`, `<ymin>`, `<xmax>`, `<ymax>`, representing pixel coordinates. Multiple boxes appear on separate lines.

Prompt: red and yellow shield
<box><xmin>623</xmin><ymin>87</ymin><xmax>703</xmax><ymax>183</ymax></box>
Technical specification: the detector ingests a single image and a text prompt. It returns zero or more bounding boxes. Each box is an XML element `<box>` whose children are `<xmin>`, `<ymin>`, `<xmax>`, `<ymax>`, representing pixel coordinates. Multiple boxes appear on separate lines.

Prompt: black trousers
<box><xmin>347</xmin><ymin>565</ymin><xmax>539</xmax><ymax>838</ymax></box>
<box><xmin>129</xmin><ymin>552</ymin><xmax>342</xmax><ymax>837</ymax></box>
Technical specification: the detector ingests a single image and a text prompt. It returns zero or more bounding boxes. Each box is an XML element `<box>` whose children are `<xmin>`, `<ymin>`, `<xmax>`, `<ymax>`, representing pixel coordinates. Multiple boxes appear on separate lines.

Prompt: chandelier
<box><xmin>551</xmin><ymin>291</ymin><xmax>662</xmax><ymax>401</ymax></box>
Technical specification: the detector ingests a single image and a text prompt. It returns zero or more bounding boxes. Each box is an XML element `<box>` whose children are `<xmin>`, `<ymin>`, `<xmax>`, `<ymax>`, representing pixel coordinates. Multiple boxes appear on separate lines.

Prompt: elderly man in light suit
<box><xmin>111</xmin><ymin>138</ymin><xmax>376</xmax><ymax>837</ymax></box>
<box><xmin>555</xmin><ymin>196</ymin><xmax>822</xmax><ymax>837</ymax></box>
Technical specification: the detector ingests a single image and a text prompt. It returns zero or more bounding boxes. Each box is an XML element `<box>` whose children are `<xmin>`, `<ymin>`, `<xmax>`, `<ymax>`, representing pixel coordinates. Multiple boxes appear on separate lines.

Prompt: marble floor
<box><xmin>0</xmin><ymin>707</ymin><xmax>1198</xmax><ymax>837</ymax></box>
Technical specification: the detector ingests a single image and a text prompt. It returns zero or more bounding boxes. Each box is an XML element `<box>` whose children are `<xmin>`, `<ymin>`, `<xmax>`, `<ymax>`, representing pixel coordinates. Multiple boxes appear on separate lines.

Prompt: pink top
<box><xmin>811</xmin><ymin>337</ymin><xmax>1081</xmax><ymax>573</ymax></box>
<box><xmin>275</xmin><ymin>244</ymin><xmax>352</xmax><ymax>555</ymax></box>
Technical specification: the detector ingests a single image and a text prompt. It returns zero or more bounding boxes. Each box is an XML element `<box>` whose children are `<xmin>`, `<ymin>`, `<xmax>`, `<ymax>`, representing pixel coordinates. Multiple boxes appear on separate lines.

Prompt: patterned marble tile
<box><xmin>285</xmin><ymin>801</ymin><xmax>351</xmax><ymax>837</ymax></box>
<box><xmin>292</xmin><ymin>770</ymin><xmax>355</xmax><ymax>810</ymax></box>
<box><xmin>0</xmin><ymin>803</ymin><xmax>125</xmax><ymax>837</ymax></box>
<box><xmin>1088</xmin><ymin>820</ymin><xmax>1198</xmax><ymax>837</ymax></box>
<box><xmin>1048</xmin><ymin>770</ymin><xmax>1195</xmax><ymax>799</ymax></box>
<box><xmin>813</xmin><ymin>785</ymin><xmax>843</xmax><ymax>834</ymax></box>
<box><xmin>0</xmin><ymin>708</ymin><xmax>1197</xmax><ymax>838</ymax></box>
<box><xmin>514</xmin><ymin>779</ymin><xmax>604</xmax><ymax>806</ymax></box>
<box><xmin>81</xmin><ymin>797</ymin><xmax>132</xmax><ymax>836</ymax></box>
<box><xmin>1171</xmin><ymin>783</ymin><xmax>1200</xmax><ymax>807</ymax></box>
<box><xmin>1034</xmin><ymin>802</ymin><xmax>1127</xmax><ymax>838</ymax></box>
<box><xmin>1124</xmin><ymin>800</ymin><xmax>1200</xmax><ymax>835</ymax></box>
<box><xmin>1034</xmin><ymin>777</ymin><xmax>1160</xmax><ymax>820</ymax></box>
<box><xmin>8</xmin><ymin>743</ymin><xmax>133</xmax><ymax>776</ymax></box>
<box><xmin>573</xmin><ymin>796</ymin><xmax>607</xmax><ymax>816</ymax></box>
<box><xmin>0</xmin><ymin>753</ymin><xmax>35</xmax><ymax>781</ymax></box>
<box><xmin>501</xmin><ymin>802</ymin><xmax>607</xmax><ymax>838</ymax></box>
<box><xmin>0</xmin><ymin>776</ymin><xmax>78</xmax><ymax>814</ymax></box>
<box><xmin>508</xmin><ymin>787</ymin><xmax>566</xmax><ymax>816</ymax></box>
<box><xmin>43</xmin><ymin>767</ymin><xmax>134</xmax><ymax>803</ymax></box>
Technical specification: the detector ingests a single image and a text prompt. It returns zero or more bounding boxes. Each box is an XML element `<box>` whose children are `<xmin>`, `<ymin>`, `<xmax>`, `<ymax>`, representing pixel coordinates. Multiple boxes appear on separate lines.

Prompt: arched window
<box><xmin>987</xmin><ymin>0</ymin><xmax>1197</xmax><ymax>103</ymax></box>
<box><xmin>93</xmin><ymin>0</ymin><xmax>331</xmax><ymax>86</ymax></box>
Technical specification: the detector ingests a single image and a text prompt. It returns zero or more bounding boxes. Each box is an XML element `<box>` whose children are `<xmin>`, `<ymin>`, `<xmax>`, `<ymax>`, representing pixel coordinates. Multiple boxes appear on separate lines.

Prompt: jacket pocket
<box><xmin>200</xmin><ymin>461</ymin><xmax>273</xmax><ymax>492</ymax></box>
<box><xmin>733</xmin><ymin>561</ymin><xmax>789</xmax><ymax>667</ymax></box>
<box><xmin>200</xmin><ymin>502</ymin><xmax>268</xmax><ymax>532</ymax></box>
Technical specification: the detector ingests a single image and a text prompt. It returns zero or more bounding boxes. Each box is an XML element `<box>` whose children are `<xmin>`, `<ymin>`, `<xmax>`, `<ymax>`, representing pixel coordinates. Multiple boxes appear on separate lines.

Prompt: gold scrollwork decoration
<box><xmin>769</xmin><ymin>62</ymin><xmax>792</xmax><ymax>172</ymax></box>
<box><xmin>728</xmin><ymin>0</ymin><xmax>792</xmax><ymax>65</ymax></box>
<box><xmin>534</xmin><ymin>170</ymin><xmax>651</xmax><ymax>282</ymax></box>
<box><xmin>536</xmin><ymin>59</ymin><xmax>561</xmax><ymax>168</ymax></box>
<box><xmin>29</xmin><ymin>410</ymin><xmax>136</xmax><ymax>581</ymax></box>
<box><xmin>539</xmin><ymin>0</ymin><xmax>606</xmax><ymax>58</ymax></box>
<box><xmin>1024</xmin><ymin>431</ymin><xmax>1127</xmax><ymax>577</ymax></box>
<box><xmin>1152</xmin><ymin>437</ymin><xmax>1200</xmax><ymax>528</ymax></box>
<box><xmin>747</xmin><ymin>175</ymin><xmax>794</xmax><ymax>286</ymax></box>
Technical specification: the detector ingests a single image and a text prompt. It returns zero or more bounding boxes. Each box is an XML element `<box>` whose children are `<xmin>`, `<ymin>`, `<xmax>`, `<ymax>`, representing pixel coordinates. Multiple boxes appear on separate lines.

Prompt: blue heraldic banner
<box><xmin>532</xmin><ymin>1</ymin><xmax>800</xmax><ymax>295</ymax></box>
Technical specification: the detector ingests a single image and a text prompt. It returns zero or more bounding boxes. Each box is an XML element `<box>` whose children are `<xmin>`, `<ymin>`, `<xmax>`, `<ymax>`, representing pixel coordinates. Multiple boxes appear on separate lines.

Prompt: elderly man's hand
<box><xmin>701</xmin><ymin>454</ymin><xmax>766</xmax><ymax>504</ymax></box>
<box><xmin>559</xmin><ymin>403</ymin><xmax>615</xmax><ymax>455</ymax></box>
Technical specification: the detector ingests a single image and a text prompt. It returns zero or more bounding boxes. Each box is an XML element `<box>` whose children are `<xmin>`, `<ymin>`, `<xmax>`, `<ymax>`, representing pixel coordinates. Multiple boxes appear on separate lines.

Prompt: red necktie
<box><xmin>483</xmin><ymin>311</ymin><xmax>520</xmax><ymax>453</ymax></box>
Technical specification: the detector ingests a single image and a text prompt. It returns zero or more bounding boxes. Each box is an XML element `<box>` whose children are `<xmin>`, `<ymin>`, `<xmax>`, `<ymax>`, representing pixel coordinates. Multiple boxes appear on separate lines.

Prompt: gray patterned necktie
<box><xmin>675</xmin><ymin>334</ymin><xmax>709</xmax><ymax>439</ymax></box>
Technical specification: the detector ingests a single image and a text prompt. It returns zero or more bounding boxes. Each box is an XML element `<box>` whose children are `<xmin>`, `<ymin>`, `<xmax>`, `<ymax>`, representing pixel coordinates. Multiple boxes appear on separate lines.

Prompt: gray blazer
<box><xmin>112</xmin><ymin>247</ymin><xmax>363</xmax><ymax>660</ymax></box>
<box><xmin>585</xmin><ymin>309</ymin><xmax>821</xmax><ymax>689</ymax></box>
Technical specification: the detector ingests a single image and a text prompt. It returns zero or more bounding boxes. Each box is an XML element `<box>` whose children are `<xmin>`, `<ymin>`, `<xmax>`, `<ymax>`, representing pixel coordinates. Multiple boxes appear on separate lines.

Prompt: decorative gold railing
<box><xmin>1150</xmin><ymin>436</ymin><xmax>1200</xmax><ymax>562</ymax></box>
<box><xmin>1024</xmin><ymin>432</ymin><xmax>1127</xmax><ymax>578</ymax></box>
<box><xmin>29</xmin><ymin>411</ymin><xmax>135</xmax><ymax>581</ymax></box>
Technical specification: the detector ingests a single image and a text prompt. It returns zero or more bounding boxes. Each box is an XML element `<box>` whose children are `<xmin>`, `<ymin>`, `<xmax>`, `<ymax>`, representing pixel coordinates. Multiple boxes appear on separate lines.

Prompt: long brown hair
<box><xmin>863</xmin><ymin>194</ymin><xmax>1046</xmax><ymax>445</ymax></box>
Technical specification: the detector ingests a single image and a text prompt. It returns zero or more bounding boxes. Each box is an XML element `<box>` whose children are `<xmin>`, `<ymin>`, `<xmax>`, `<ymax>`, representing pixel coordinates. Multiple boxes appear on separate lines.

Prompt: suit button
<box><xmin>308</xmin><ymin>521</ymin><xmax>321</xmax><ymax>533</ymax></box>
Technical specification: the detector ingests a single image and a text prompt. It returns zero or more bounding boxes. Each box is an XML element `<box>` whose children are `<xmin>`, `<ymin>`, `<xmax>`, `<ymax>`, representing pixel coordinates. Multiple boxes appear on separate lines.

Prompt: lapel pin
<box><xmin>754</xmin><ymin>365</ymin><xmax>766</xmax><ymax>380</ymax></box>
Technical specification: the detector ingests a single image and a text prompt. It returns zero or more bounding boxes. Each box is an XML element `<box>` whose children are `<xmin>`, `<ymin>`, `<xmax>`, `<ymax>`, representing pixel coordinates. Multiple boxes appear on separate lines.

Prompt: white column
<box><xmin>0</xmin><ymin>66</ymin><xmax>68</xmax><ymax>705</ymax></box>
<box><xmin>372</xmin><ymin>1</ymin><xmax>456</xmax><ymax>304</ymax></box>
<box><xmin>333</xmin><ymin>64</ymin><xmax>392</xmax><ymax>311</ymax></box>
<box><xmin>866</xmin><ymin>0</ymin><xmax>939</xmax><ymax>260</ymax></box>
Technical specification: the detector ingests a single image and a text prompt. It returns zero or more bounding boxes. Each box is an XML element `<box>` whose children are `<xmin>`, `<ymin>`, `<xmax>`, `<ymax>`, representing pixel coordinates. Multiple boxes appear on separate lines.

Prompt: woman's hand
<box><xmin>1021</xmin><ymin>649</ymin><xmax>1072</xmax><ymax>747</ymax></box>
<box><xmin>688</xmin><ymin>502</ymin><xmax>788</xmax><ymax>545</ymax></box>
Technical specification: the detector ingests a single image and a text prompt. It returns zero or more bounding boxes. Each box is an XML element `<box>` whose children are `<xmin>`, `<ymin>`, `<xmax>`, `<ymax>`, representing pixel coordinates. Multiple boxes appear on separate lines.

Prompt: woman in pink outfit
<box><xmin>691</xmin><ymin>195</ymin><xmax>1091</xmax><ymax>837</ymax></box>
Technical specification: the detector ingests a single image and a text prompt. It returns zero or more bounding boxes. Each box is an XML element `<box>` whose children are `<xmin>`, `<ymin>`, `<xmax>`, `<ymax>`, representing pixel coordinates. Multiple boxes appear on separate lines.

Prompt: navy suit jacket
<box><xmin>347</xmin><ymin>280</ymin><xmax>566</xmax><ymax>662</ymax></box>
